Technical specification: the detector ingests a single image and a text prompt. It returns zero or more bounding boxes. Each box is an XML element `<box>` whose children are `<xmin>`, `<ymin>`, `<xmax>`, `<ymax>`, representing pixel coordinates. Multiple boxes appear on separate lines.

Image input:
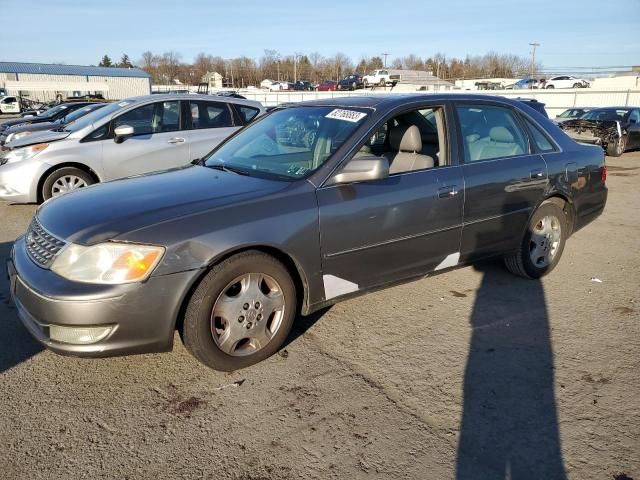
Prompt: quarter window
<box><xmin>456</xmin><ymin>105</ymin><xmax>529</xmax><ymax>162</ymax></box>
<box><xmin>190</xmin><ymin>101</ymin><xmax>233</xmax><ymax>129</ymax></box>
<box><xmin>235</xmin><ymin>105</ymin><xmax>260</xmax><ymax>124</ymax></box>
<box><xmin>522</xmin><ymin>117</ymin><xmax>555</xmax><ymax>152</ymax></box>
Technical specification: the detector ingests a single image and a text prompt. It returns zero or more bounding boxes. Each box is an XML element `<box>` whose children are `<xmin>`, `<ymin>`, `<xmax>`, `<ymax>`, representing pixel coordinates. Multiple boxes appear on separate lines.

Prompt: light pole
<box><xmin>529</xmin><ymin>42</ymin><xmax>540</xmax><ymax>81</ymax></box>
<box><xmin>382</xmin><ymin>52</ymin><xmax>390</xmax><ymax>68</ymax></box>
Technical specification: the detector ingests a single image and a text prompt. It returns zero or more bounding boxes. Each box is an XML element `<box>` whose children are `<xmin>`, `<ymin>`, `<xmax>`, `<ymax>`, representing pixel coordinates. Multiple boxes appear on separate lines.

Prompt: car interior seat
<box><xmin>477</xmin><ymin>126</ymin><xmax>524</xmax><ymax>160</ymax></box>
<box><xmin>384</xmin><ymin>125</ymin><xmax>434</xmax><ymax>174</ymax></box>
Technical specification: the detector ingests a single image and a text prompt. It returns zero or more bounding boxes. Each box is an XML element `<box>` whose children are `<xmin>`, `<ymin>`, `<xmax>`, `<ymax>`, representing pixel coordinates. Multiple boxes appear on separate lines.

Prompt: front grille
<box><xmin>25</xmin><ymin>217</ymin><xmax>66</xmax><ymax>268</ymax></box>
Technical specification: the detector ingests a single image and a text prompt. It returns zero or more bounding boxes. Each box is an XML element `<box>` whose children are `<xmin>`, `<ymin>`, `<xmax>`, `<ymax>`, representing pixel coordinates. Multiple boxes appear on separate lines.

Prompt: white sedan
<box><xmin>544</xmin><ymin>76</ymin><xmax>589</xmax><ymax>89</ymax></box>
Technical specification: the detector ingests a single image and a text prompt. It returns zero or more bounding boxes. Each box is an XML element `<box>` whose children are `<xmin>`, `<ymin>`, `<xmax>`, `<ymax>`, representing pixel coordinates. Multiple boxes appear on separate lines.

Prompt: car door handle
<box><xmin>530</xmin><ymin>169</ymin><xmax>545</xmax><ymax>179</ymax></box>
<box><xmin>438</xmin><ymin>185</ymin><xmax>458</xmax><ymax>198</ymax></box>
<box><xmin>167</xmin><ymin>137</ymin><xmax>185</xmax><ymax>144</ymax></box>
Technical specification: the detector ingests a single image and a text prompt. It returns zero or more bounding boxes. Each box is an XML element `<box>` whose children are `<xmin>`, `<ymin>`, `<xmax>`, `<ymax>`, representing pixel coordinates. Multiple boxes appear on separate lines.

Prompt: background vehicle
<box><xmin>560</xmin><ymin>106</ymin><xmax>640</xmax><ymax>156</ymax></box>
<box><xmin>0</xmin><ymin>102</ymin><xmax>96</xmax><ymax>135</ymax></box>
<box><xmin>316</xmin><ymin>80</ymin><xmax>337</xmax><ymax>91</ymax></box>
<box><xmin>512</xmin><ymin>78</ymin><xmax>544</xmax><ymax>89</ymax></box>
<box><xmin>0</xmin><ymin>94</ymin><xmax>264</xmax><ymax>202</ymax></box>
<box><xmin>362</xmin><ymin>69</ymin><xmax>399</xmax><ymax>87</ymax></box>
<box><xmin>293</xmin><ymin>81</ymin><xmax>314</xmax><ymax>91</ymax></box>
<box><xmin>545</xmin><ymin>75</ymin><xmax>589</xmax><ymax>89</ymax></box>
<box><xmin>0</xmin><ymin>96</ymin><xmax>20</xmax><ymax>114</ymax></box>
<box><xmin>8</xmin><ymin>94</ymin><xmax>607</xmax><ymax>372</ymax></box>
<box><xmin>554</xmin><ymin>108</ymin><xmax>591</xmax><ymax>124</ymax></box>
<box><xmin>515</xmin><ymin>98</ymin><xmax>549</xmax><ymax>118</ymax></box>
<box><xmin>337</xmin><ymin>74</ymin><xmax>364</xmax><ymax>90</ymax></box>
<box><xmin>1</xmin><ymin>103</ymin><xmax>106</xmax><ymax>146</ymax></box>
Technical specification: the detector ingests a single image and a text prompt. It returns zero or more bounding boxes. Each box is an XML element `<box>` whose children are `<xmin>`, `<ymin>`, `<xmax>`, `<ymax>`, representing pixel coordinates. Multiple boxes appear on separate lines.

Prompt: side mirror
<box><xmin>329</xmin><ymin>156</ymin><xmax>389</xmax><ymax>185</ymax></box>
<box><xmin>191</xmin><ymin>157</ymin><xmax>205</xmax><ymax>166</ymax></box>
<box><xmin>114</xmin><ymin>125</ymin><xmax>134</xmax><ymax>143</ymax></box>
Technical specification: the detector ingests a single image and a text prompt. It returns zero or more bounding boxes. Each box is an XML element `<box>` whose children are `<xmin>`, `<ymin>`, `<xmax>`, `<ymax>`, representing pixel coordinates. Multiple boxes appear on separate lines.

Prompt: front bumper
<box><xmin>0</xmin><ymin>158</ymin><xmax>47</xmax><ymax>203</ymax></box>
<box><xmin>7</xmin><ymin>237</ymin><xmax>201</xmax><ymax>357</ymax></box>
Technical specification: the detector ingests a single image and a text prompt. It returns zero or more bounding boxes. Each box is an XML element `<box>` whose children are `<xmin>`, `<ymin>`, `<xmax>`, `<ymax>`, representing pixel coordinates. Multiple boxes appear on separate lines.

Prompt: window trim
<box><xmin>453</xmin><ymin>101</ymin><xmax>534</xmax><ymax>164</ymax></box>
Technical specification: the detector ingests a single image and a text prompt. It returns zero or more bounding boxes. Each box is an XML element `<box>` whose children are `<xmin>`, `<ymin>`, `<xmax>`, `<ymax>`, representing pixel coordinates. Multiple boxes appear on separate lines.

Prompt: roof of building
<box><xmin>0</xmin><ymin>62</ymin><xmax>151</xmax><ymax>78</ymax></box>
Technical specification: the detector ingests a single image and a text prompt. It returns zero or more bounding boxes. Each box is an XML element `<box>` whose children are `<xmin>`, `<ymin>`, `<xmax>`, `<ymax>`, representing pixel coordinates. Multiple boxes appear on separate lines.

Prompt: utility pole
<box><xmin>529</xmin><ymin>42</ymin><xmax>540</xmax><ymax>80</ymax></box>
<box><xmin>382</xmin><ymin>53</ymin><xmax>390</xmax><ymax>68</ymax></box>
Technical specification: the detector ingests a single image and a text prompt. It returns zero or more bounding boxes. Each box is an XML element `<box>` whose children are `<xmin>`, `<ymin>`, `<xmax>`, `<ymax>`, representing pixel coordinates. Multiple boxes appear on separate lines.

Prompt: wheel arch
<box><xmin>537</xmin><ymin>193</ymin><xmax>576</xmax><ymax>236</ymax></box>
<box><xmin>174</xmin><ymin>244</ymin><xmax>311</xmax><ymax>336</ymax></box>
<box><xmin>37</xmin><ymin>162</ymin><xmax>101</xmax><ymax>203</ymax></box>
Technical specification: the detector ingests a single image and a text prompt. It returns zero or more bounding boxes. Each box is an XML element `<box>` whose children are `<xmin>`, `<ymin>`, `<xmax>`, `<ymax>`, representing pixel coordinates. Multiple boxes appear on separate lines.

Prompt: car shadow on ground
<box><xmin>456</xmin><ymin>261</ymin><xmax>566</xmax><ymax>479</ymax></box>
<box><xmin>0</xmin><ymin>241</ymin><xmax>43</xmax><ymax>373</ymax></box>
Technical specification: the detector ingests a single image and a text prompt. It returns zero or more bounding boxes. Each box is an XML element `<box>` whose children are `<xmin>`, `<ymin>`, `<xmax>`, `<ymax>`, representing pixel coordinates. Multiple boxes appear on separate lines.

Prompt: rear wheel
<box><xmin>42</xmin><ymin>166</ymin><xmax>95</xmax><ymax>201</ymax></box>
<box><xmin>363</xmin><ymin>79</ymin><xmax>369</xmax><ymax>88</ymax></box>
<box><xmin>182</xmin><ymin>251</ymin><xmax>297</xmax><ymax>371</ymax></box>
<box><xmin>573</xmin><ymin>83</ymin><xmax>581</xmax><ymax>88</ymax></box>
<box><xmin>504</xmin><ymin>200</ymin><xmax>568</xmax><ymax>279</ymax></box>
<box><xmin>606</xmin><ymin>136</ymin><xmax>626</xmax><ymax>157</ymax></box>
<box><xmin>379</xmin><ymin>78</ymin><xmax>386</xmax><ymax>87</ymax></box>
<box><xmin>546</xmin><ymin>85</ymin><xmax>555</xmax><ymax>89</ymax></box>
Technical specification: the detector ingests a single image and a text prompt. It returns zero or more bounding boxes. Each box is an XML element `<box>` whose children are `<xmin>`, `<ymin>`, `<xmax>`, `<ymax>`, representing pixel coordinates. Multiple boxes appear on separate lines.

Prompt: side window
<box><xmin>190</xmin><ymin>101</ymin><xmax>233</xmax><ymax>129</ymax></box>
<box><xmin>522</xmin><ymin>117</ymin><xmax>556</xmax><ymax>153</ymax></box>
<box><xmin>456</xmin><ymin>105</ymin><xmax>529</xmax><ymax>162</ymax></box>
<box><xmin>353</xmin><ymin>106</ymin><xmax>446</xmax><ymax>174</ymax></box>
<box><xmin>114</xmin><ymin>104</ymin><xmax>155</xmax><ymax>135</ymax></box>
<box><xmin>630</xmin><ymin>110</ymin><xmax>640</xmax><ymax>123</ymax></box>
<box><xmin>235</xmin><ymin>105</ymin><xmax>260</xmax><ymax>125</ymax></box>
<box><xmin>113</xmin><ymin>101</ymin><xmax>180</xmax><ymax>135</ymax></box>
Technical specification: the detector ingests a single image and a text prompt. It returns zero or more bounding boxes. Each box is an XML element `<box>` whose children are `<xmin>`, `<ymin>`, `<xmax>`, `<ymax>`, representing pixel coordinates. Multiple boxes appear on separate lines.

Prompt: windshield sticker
<box><xmin>118</xmin><ymin>101</ymin><xmax>130</xmax><ymax>107</ymax></box>
<box><xmin>325</xmin><ymin>109</ymin><xmax>367</xmax><ymax>123</ymax></box>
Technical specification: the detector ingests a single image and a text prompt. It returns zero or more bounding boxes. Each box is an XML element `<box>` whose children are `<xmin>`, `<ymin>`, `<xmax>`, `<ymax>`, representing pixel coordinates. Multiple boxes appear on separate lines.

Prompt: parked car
<box><xmin>362</xmin><ymin>69</ymin><xmax>399</xmax><ymax>87</ymax></box>
<box><xmin>337</xmin><ymin>74</ymin><xmax>364</xmax><ymax>90</ymax></box>
<box><xmin>554</xmin><ymin>108</ymin><xmax>591</xmax><ymax>124</ymax></box>
<box><xmin>0</xmin><ymin>94</ymin><xmax>264</xmax><ymax>202</ymax></box>
<box><xmin>1</xmin><ymin>103</ymin><xmax>106</xmax><ymax>146</ymax></box>
<box><xmin>293</xmin><ymin>81</ymin><xmax>314</xmax><ymax>91</ymax></box>
<box><xmin>544</xmin><ymin>76</ymin><xmax>589</xmax><ymax>89</ymax></box>
<box><xmin>0</xmin><ymin>96</ymin><xmax>21</xmax><ymax>114</ymax></box>
<box><xmin>0</xmin><ymin>102</ymin><xmax>96</xmax><ymax>135</ymax></box>
<box><xmin>268</xmin><ymin>82</ymin><xmax>287</xmax><ymax>91</ymax></box>
<box><xmin>560</xmin><ymin>106</ymin><xmax>640</xmax><ymax>156</ymax></box>
<box><xmin>512</xmin><ymin>78</ymin><xmax>544</xmax><ymax>90</ymax></box>
<box><xmin>316</xmin><ymin>80</ymin><xmax>337</xmax><ymax>91</ymax></box>
<box><xmin>7</xmin><ymin>94</ymin><xmax>607</xmax><ymax>371</ymax></box>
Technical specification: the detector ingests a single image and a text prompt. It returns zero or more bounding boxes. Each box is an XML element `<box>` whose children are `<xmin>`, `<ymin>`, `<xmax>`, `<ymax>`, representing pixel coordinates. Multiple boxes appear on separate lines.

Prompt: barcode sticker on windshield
<box><xmin>325</xmin><ymin>109</ymin><xmax>367</xmax><ymax>123</ymax></box>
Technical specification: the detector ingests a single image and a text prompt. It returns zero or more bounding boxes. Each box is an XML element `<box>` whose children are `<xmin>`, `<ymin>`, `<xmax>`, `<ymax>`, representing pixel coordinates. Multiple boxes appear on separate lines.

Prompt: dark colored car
<box><xmin>8</xmin><ymin>94</ymin><xmax>607</xmax><ymax>371</ymax></box>
<box><xmin>0</xmin><ymin>103</ymin><xmax>105</xmax><ymax>145</ymax></box>
<box><xmin>337</xmin><ymin>74</ymin><xmax>364</xmax><ymax>91</ymax></box>
<box><xmin>554</xmin><ymin>108</ymin><xmax>591</xmax><ymax>124</ymax></box>
<box><xmin>316</xmin><ymin>80</ymin><xmax>337</xmax><ymax>91</ymax></box>
<box><xmin>293</xmin><ymin>81</ymin><xmax>314</xmax><ymax>91</ymax></box>
<box><xmin>0</xmin><ymin>102</ymin><xmax>97</xmax><ymax>135</ymax></box>
<box><xmin>560</xmin><ymin>106</ymin><xmax>640</xmax><ymax>157</ymax></box>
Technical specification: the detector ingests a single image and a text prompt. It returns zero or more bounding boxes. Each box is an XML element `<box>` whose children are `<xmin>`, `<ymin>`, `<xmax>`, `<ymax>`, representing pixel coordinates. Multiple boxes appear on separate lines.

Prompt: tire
<box><xmin>41</xmin><ymin>166</ymin><xmax>95</xmax><ymax>201</ymax></box>
<box><xmin>546</xmin><ymin>85</ymin><xmax>555</xmax><ymax>89</ymax></box>
<box><xmin>182</xmin><ymin>251</ymin><xmax>297</xmax><ymax>371</ymax></box>
<box><xmin>606</xmin><ymin>136</ymin><xmax>626</xmax><ymax>157</ymax></box>
<box><xmin>379</xmin><ymin>78</ymin><xmax>386</xmax><ymax>87</ymax></box>
<box><xmin>363</xmin><ymin>79</ymin><xmax>369</xmax><ymax>88</ymax></box>
<box><xmin>573</xmin><ymin>83</ymin><xmax>581</xmax><ymax>88</ymax></box>
<box><xmin>504</xmin><ymin>200</ymin><xmax>568</xmax><ymax>279</ymax></box>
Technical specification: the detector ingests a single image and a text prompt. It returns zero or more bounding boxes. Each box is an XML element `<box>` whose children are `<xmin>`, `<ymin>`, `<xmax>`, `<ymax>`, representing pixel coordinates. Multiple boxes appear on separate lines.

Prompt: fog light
<box><xmin>49</xmin><ymin>325</ymin><xmax>114</xmax><ymax>345</ymax></box>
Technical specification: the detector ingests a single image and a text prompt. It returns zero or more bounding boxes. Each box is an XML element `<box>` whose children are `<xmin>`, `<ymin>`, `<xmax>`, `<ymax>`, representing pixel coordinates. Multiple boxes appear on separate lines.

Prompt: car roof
<box><xmin>117</xmin><ymin>93</ymin><xmax>263</xmax><ymax>109</ymax></box>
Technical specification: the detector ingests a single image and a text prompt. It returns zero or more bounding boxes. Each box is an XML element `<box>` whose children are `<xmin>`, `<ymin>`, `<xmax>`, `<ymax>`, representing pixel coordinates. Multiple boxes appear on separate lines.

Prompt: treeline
<box><xmin>101</xmin><ymin>50</ymin><xmax>538</xmax><ymax>86</ymax></box>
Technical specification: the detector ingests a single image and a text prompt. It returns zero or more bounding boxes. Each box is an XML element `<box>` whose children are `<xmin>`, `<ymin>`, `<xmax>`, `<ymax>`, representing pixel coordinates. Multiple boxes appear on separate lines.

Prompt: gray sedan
<box><xmin>0</xmin><ymin>94</ymin><xmax>264</xmax><ymax>202</ymax></box>
<box><xmin>8</xmin><ymin>94</ymin><xmax>607</xmax><ymax>371</ymax></box>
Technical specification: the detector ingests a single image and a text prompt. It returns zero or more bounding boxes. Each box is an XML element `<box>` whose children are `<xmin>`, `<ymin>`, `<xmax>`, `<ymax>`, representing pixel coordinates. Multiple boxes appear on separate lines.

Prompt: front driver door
<box><xmin>101</xmin><ymin>100</ymin><xmax>190</xmax><ymax>180</ymax></box>
<box><xmin>316</xmin><ymin>105</ymin><xmax>464</xmax><ymax>302</ymax></box>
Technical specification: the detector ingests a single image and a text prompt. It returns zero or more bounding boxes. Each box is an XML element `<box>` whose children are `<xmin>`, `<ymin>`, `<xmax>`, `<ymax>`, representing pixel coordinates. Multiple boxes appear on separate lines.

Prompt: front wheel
<box><xmin>182</xmin><ymin>251</ymin><xmax>297</xmax><ymax>371</ymax></box>
<box><xmin>504</xmin><ymin>200</ymin><xmax>567</xmax><ymax>279</ymax></box>
<box><xmin>546</xmin><ymin>85</ymin><xmax>555</xmax><ymax>89</ymax></box>
<box><xmin>41</xmin><ymin>166</ymin><xmax>95</xmax><ymax>201</ymax></box>
<box><xmin>606</xmin><ymin>136</ymin><xmax>626</xmax><ymax>157</ymax></box>
<box><xmin>363</xmin><ymin>79</ymin><xmax>369</xmax><ymax>88</ymax></box>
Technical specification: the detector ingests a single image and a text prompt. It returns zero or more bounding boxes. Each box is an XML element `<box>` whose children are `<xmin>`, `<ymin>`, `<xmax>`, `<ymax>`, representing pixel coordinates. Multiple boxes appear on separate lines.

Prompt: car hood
<box><xmin>561</xmin><ymin>118</ymin><xmax>620</xmax><ymax>130</ymax></box>
<box><xmin>8</xmin><ymin>128</ymin><xmax>71</xmax><ymax>148</ymax></box>
<box><xmin>5</xmin><ymin>121</ymin><xmax>58</xmax><ymax>136</ymax></box>
<box><xmin>37</xmin><ymin>165</ymin><xmax>290</xmax><ymax>245</ymax></box>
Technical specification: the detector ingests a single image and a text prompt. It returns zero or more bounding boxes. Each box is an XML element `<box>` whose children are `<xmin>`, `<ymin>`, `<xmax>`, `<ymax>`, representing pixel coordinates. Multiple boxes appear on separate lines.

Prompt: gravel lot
<box><xmin>0</xmin><ymin>151</ymin><xmax>638</xmax><ymax>480</ymax></box>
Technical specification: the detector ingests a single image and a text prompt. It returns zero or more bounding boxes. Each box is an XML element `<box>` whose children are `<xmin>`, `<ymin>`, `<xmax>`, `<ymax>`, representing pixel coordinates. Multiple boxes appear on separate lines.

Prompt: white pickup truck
<box><xmin>362</xmin><ymin>70</ymin><xmax>401</xmax><ymax>87</ymax></box>
<box><xmin>0</xmin><ymin>96</ymin><xmax>20</xmax><ymax>114</ymax></box>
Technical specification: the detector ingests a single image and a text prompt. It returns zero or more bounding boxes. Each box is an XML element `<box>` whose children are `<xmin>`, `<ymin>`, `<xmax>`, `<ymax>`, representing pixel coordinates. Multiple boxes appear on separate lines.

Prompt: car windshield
<box><xmin>582</xmin><ymin>109</ymin><xmax>630</xmax><ymax>121</ymax></box>
<box><xmin>39</xmin><ymin>104</ymin><xmax>69</xmax><ymax>118</ymax></box>
<box><xmin>204</xmin><ymin>106</ymin><xmax>370</xmax><ymax>180</ymax></box>
<box><xmin>61</xmin><ymin>104</ymin><xmax>105</xmax><ymax>124</ymax></box>
<box><xmin>65</xmin><ymin>100</ymin><xmax>131</xmax><ymax>132</ymax></box>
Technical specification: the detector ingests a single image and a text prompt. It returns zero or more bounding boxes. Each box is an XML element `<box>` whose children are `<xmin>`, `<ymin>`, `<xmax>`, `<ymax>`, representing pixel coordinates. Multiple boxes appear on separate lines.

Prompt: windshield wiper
<box><xmin>207</xmin><ymin>164</ymin><xmax>251</xmax><ymax>176</ymax></box>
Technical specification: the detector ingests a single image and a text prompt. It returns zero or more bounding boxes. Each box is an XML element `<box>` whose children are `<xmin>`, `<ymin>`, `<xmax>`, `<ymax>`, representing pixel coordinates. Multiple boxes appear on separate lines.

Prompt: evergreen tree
<box><xmin>98</xmin><ymin>55</ymin><xmax>112</xmax><ymax>67</ymax></box>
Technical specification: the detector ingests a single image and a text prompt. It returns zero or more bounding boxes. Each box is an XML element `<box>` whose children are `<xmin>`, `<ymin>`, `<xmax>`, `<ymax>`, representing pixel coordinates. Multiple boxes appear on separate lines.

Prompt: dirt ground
<box><xmin>0</xmin><ymin>152</ymin><xmax>638</xmax><ymax>480</ymax></box>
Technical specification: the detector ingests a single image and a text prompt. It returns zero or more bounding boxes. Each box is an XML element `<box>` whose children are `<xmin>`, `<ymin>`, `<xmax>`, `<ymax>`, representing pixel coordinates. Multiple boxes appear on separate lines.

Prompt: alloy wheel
<box><xmin>529</xmin><ymin>215</ymin><xmax>562</xmax><ymax>268</ymax></box>
<box><xmin>51</xmin><ymin>175</ymin><xmax>88</xmax><ymax>197</ymax></box>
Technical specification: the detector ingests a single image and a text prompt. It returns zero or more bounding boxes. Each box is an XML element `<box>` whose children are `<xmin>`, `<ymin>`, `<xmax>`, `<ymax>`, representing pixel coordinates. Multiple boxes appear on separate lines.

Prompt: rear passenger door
<box><xmin>101</xmin><ymin>100</ymin><xmax>189</xmax><ymax>179</ymax></box>
<box><xmin>185</xmin><ymin>100</ymin><xmax>240</xmax><ymax>160</ymax></box>
<box><xmin>455</xmin><ymin>103</ymin><xmax>548</xmax><ymax>261</ymax></box>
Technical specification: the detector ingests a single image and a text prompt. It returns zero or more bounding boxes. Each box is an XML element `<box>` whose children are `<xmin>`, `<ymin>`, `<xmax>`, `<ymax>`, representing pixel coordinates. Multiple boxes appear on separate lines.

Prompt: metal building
<box><xmin>0</xmin><ymin>62</ymin><xmax>151</xmax><ymax>102</ymax></box>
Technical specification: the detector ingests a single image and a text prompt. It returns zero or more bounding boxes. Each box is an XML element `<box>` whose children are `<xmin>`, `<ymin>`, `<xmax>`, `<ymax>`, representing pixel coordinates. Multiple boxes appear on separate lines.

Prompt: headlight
<box><xmin>10</xmin><ymin>131</ymin><xmax>32</xmax><ymax>142</ymax></box>
<box><xmin>2</xmin><ymin>143</ymin><xmax>48</xmax><ymax>164</ymax></box>
<box><xmin>51</xmin><ymin>242</ymin><xmax>165</xmax><ymax>284</ymax></box>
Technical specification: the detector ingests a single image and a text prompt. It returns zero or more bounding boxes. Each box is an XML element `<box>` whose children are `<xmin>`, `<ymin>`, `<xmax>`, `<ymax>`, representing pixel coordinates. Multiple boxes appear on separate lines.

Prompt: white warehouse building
<box><xmin>0</xmin><ymin>62</ymin><xmax>151</xmax><ymax>102</ymax></box>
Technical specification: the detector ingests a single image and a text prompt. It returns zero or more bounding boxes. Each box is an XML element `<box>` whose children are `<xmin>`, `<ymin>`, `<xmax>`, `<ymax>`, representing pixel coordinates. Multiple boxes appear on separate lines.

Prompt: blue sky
<box><xmin>2</xmin><ymin>0</ymin><xmax>638</xmax><ymax>70</ymax></box>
